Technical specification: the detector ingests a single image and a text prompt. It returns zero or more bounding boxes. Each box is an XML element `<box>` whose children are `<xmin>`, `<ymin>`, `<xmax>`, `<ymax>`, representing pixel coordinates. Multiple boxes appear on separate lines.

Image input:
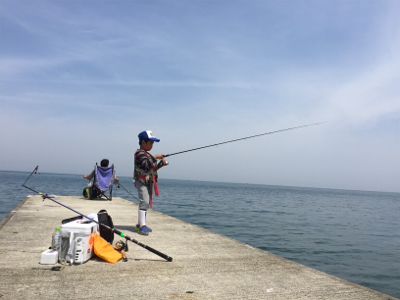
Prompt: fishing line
<box><xmin>164</xmin><ymin>122</ymin><xmax>325</xmax><ymax>157</ymax></box>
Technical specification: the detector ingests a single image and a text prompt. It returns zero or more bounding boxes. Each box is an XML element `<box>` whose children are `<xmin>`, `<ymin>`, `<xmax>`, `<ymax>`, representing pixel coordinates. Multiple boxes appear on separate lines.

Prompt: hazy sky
<box><xmin>1</xmin><ymin>0</ymin><xmax>399</xmax><ymax>192</ymax></box>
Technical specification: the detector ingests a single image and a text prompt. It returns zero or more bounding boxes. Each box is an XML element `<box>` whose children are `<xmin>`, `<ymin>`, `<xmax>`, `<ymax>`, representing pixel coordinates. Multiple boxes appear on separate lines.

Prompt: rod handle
<box><xmin>119</xmin><ymin>231</ymin><xmax>173</xmax><ymax>262</ymax></box>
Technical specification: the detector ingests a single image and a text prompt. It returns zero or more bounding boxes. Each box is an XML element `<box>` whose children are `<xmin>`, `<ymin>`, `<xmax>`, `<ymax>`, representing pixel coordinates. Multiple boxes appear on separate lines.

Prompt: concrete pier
<box><xmin>0</xmin><ymin>196</ymin><xmax>396</xmax><ymax>300</ymax></box>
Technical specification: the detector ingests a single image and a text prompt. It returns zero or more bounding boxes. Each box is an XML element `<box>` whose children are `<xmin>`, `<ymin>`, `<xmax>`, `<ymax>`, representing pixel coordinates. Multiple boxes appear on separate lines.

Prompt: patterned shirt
<box><xmin>134</xmin><ymin>149</ymin><xmax>157</xmax><ymax>173</ymax></box>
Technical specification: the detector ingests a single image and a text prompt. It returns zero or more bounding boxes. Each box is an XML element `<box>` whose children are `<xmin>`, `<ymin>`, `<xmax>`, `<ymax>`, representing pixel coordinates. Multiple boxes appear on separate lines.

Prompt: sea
<box><xmin>1</xmin><ymin>170</ymin><xmax>399</xmax><ymax>298</ymax></box>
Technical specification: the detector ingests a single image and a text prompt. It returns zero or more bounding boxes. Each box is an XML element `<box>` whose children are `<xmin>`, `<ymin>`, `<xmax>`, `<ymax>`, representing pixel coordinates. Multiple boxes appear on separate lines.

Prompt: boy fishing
<box><xmin>134</xmin><ymin>130</ymin><xmax>167</xmax><ymax>235</ymax></box>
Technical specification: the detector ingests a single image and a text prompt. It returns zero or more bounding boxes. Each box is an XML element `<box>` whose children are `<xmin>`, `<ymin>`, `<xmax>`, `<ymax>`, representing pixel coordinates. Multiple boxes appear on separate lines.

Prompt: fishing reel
<box><xmin>157</xmin><ymin>160</ymin><xmax>169</xmax><ymax>170</ymax></box>
<box><xmin>114</xmin><ymin>239</ymin><xmax>129</xmax><ymax>262</ymax></box>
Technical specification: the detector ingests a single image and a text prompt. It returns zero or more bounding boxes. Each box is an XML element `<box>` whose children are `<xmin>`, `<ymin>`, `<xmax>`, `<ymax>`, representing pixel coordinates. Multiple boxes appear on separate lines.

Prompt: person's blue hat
<box><xmin>138</xmin><ymin>130</ymin><xmax>160</xmax><ymax>142</ymax></box>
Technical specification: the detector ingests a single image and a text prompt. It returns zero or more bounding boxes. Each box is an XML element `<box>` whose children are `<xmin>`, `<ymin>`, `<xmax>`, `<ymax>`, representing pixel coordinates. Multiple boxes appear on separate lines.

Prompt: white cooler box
<box><xmin>59</xmin><ymin>219</ymin><xmax>98</xmax><ymax>264</ymax></box>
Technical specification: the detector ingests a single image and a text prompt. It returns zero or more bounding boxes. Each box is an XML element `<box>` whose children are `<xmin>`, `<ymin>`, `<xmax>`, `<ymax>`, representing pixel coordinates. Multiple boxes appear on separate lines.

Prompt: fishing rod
<box><xmin>164</xmin><ymin>122</ymin><xmax>325</xmax><ymax>157</ymax></box>
<box><xmin>116</xmin><ymin>182</ymin><xmax>139</xmax><ymax>202</ymax></box>
<box><xmin>13</xmin><ymin>165</ymin><xmax>39</xmax><ymax>201</ymax></box>
<box><xmin>22</xmin><ymin>183</ymin><xmax>173</xmax><ymax>262</ymax></box>
<box><xmin>23</xmin><ymin>165</ymin><xmax>39</xmax><ymax>186</ymax></box>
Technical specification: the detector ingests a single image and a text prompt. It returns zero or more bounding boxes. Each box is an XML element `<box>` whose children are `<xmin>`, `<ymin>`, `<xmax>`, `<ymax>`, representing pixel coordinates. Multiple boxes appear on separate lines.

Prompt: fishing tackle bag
<box><xmin>97</xmin><ymin>209</ymin><xmax>114</xmax><ymax>244</ymax></box>
<box><xmin>93</xmin><ymin>233</ymin><xmax>122</xmax><ymax>264</ymax></box>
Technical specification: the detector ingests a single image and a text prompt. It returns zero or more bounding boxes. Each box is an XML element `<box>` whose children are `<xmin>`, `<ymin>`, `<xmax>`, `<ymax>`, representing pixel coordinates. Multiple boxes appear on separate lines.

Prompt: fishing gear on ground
<box><xmin>55</xmin><ymin>210</ymin><xmax>127</xmax><ymax>265</ymax></box>
<box><xmin>114</xmin><ymin>240</ymin><xmax>129</xmax><ymax>262</ymax></box>
<box><xmin>22</xmin><ymin>178</ymin><xmax>173</xmax><ymax>262</ymax></box>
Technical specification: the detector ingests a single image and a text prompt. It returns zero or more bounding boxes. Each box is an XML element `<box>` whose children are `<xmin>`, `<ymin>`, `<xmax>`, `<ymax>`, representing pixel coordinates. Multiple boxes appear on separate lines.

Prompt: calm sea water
<box><xmin>1</xmin><ymin>170</ymin><xmax>399</xmax><ymax>298</ymax></box>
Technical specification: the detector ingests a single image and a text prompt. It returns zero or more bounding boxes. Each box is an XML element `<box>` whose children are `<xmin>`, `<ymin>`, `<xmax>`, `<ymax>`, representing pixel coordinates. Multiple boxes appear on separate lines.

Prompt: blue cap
<box><xmin>138</xmin><ymin>130</ymin><xmax>160</xmax><ymax>142</ymax></box>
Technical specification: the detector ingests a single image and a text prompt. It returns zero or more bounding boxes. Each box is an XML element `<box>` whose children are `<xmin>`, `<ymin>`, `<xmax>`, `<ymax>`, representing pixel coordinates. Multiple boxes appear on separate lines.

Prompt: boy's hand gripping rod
<box><xmin>22</xmin><ymin>184</ymin><xmax>173</xmax><ymax>262</ymax></box>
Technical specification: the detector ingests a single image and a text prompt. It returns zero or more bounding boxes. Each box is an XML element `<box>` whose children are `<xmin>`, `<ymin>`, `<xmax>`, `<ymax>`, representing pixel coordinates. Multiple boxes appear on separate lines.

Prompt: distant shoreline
<box><xmin>1</xmin><ymin>169</ymin><xmax>399</xmax><ymax>195</ymax></box>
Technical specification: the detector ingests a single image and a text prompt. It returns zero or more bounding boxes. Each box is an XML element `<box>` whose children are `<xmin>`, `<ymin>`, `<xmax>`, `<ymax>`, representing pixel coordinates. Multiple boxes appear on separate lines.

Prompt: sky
<box><xmin>0</xmin><ymin>0</ymin><xmax>399</xmax><ymax>193</ymax></box>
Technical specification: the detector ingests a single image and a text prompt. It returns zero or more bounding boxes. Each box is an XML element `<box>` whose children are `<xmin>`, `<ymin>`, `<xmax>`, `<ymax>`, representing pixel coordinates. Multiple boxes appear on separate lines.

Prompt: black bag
<box><xmin>83</xmin><ymin>187</ymin><xmax>89</xmax><ymax>198</ymax></box>
<box><xmin>97</xmin><ymin>209</ymin><xmax>114</xmax><ymax>244</ymax></box>
<box><xmin>83</xmin><ymin>186</ymin><xmax>99</xmax><ymax>199</ymax></box>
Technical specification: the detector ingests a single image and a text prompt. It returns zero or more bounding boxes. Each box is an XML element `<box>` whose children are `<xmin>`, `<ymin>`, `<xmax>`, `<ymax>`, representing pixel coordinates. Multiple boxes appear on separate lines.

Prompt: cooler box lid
<box><xmin>60</xmin><ymin>220</ymin><xmax>97</xmax><ymax>234</ymax></box>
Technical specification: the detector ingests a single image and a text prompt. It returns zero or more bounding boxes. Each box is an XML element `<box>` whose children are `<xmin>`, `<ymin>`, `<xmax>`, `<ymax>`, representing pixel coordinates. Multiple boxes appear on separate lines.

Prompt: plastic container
<box><xmin>40</xmin><ymin>249</ymin><xmax>59</xmax><ymax>265</ymax></box>
<box><xmin>59</xmin><ymin>219</ymin><xmax>98</xmax><ymax>264</ymax></box>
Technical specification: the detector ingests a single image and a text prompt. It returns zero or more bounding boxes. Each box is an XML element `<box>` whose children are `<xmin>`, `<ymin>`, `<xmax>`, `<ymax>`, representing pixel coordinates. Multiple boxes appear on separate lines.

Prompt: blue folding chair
<box><xmin>89</xmin><ymin>163</ymin><xmax>116</xmax><ymax>200</ymax></box>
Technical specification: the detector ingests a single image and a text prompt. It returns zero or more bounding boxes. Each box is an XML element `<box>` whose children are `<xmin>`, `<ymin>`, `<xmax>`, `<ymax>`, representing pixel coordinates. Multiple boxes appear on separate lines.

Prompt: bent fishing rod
<box><xmin>22</xmin><ymin>183</ymin><xmax>173</xmax><ymax>262</ymax></box>
<box><xmin>164</xmin><ymin>122</ymin><xmax>325</xmax><ymax>157</ymax></box>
